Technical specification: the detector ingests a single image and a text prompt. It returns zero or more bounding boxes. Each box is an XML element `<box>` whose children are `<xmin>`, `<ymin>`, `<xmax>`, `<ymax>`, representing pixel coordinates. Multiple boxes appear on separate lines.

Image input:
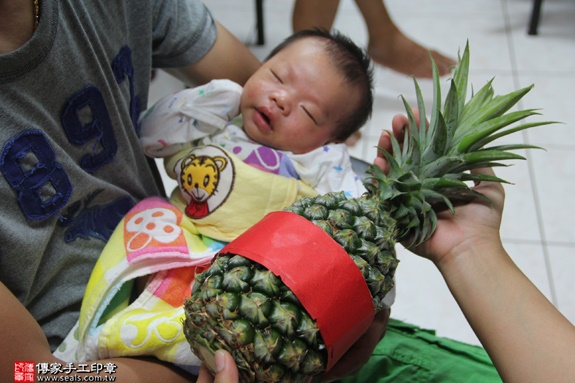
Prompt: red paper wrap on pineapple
<box><xmin>219</xmin><ymin>211</ymin><xmax>375</xmax><ymax>371</ymax></box>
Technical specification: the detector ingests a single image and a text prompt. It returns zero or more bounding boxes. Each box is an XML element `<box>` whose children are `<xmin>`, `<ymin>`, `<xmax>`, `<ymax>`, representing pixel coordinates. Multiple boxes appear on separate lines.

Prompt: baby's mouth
<box><xmin>254</xmin><ymin>107</ymin><xmax>273</xmax><ymax>133</ymax></box>
<box><xmin>260</xmin><ymin>110</ymin><xmax>270</xmax><ymax>125</ymax></box>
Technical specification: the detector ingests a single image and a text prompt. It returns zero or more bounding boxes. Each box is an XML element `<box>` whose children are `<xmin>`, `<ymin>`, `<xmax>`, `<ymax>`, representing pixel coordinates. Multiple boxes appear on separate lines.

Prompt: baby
<box><xmin>55</xmin><ymin>29</ymin><xmax>386</xmax><ymax>375</ymax></box>
<box><xmin>140</xmin><ymin>28</ymin><xmax>374</xmax><ymax>230</ymax></box>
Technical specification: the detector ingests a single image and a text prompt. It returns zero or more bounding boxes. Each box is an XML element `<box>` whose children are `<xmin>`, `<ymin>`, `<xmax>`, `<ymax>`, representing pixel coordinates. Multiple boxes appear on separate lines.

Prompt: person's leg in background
<box><xmin>292</xmin><ymin>0</ymin><xmax>456</xmax><ymax>78</ymax></box>
<box><xmin>292</xmin><ymin>0</ymin><xmax>340</xmax><ymax>33</ymax></box>
<box><xmin>355</xmin><ymin>0</ymin><xmax>455</xmax><ymax>78</ymax></box>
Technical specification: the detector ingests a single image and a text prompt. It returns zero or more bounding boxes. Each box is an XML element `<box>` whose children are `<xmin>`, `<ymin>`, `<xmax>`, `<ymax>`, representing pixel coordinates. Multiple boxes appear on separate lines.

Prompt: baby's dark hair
<box><xmin>266</xmin><ymin>29</ymin><xmax>374</xmax><ymax>142</ymax></box>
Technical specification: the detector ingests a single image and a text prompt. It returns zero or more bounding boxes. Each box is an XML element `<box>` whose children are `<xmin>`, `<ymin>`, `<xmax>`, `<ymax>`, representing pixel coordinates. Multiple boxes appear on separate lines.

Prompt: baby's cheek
<box><xmin>242</xmin><ymin>80</ymin><xmax>263</xmax><ymax>99</ymax></box>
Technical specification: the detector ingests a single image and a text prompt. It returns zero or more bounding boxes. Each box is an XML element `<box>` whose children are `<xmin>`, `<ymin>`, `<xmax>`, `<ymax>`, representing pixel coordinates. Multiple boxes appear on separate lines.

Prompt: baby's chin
<box><xmin>241</xmin><ymin>125</ymin><xmax>289</xmax><ymax>152</ymax></box>
<box><xmin>241</xmin><ymin>124</ymin><xmax>259</xmax><ymax>142</ymax></box>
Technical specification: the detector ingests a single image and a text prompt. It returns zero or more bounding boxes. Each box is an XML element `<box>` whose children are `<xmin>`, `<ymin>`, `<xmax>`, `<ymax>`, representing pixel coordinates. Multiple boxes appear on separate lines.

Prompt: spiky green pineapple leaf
<box><xmin>427</xmin><ymin>54</ymin><xmax>442</xmax><ymax>146</ymax></box>
<box><xmin>463</xmin><ymin>149</ymin><xmax>526</xmax><ymax>164</ymax></box>
<box><xmin>419</xmin><ymin>155</ymin><xmax>463</xmax><ymax>178</ymax></box>
<box><xmin>471</xmin><ymin>120</ymin><xmax>556</xmax><ymax>150</ymax></box>
<box><xmin>422</xmin><ymin>177</ymin><xmax>470</xmax><ymax>190</ymax></box>
<box><xmin>455</xmin><ymin>79</ymin><xmax>495</xmax><ymax>134</ymax></box>
<box><xmin>443</xmin><ymin>79</ymin><xmax>460</xmax><ymax>144</ymax></box>
<box><xmin>366</xmin><ymin>41</ymin><xmax>556</xmax><ymax>247</ymax></box>
<box><xmin>455</xmin><ymin>109</ymin><xmax>540</xmax><ymax>153</ymax></box>
<box><xmin>421</xmin><ymin>112</ymin><xmax>448</xmax><ymax>164</ymax></box>
<box><xmin>485</xmin><ymin>144</ymin><xmax>542</xmax><ymax>152</ymax></box>
<box><xmin>444</xmin><ymin>172</ymin><xmax>512</xmax><ymax>185</ymax></box>
<box><xmin>449</xmin><ymin>162</ymin><xmax>511</xmax><ymax>174</ymax></box>
<box><xmin>453</xmin><ymin>42</ymin><xmax>470</xmax><ymax>113</ymax></box>
<box><xmin>412</xmin><ymin>75</ymin><xmax>428</xmax><ymax>152</ymax></box>
<box><xmin>400</xmin><ymin>96</ymin><xmax>418</xmax><ymax>141</ymax></box>
<box><xmin>455</xmin><ymin>86</ymin><xmax>534</xmax><ymax>148</ymax></box>
<box><xmin>399</xmin><ymin>95</ymin><xmax>421</xmax><ymax>166</ymax></box>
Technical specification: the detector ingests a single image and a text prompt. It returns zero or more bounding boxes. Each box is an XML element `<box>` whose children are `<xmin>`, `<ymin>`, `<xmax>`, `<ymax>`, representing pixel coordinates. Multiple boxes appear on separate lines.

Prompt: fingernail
<box><xmin>215</xmin><ymin>350</ymin><xmax>226</xmax><ymax>372</ymax></box>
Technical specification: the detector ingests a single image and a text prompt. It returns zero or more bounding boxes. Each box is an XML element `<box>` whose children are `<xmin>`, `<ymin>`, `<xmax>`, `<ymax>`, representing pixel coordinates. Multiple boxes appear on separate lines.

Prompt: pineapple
<box><xmin>183</xmin><ymin>43</ymin><xmax>554</xmax><ymax>382</ymax></box>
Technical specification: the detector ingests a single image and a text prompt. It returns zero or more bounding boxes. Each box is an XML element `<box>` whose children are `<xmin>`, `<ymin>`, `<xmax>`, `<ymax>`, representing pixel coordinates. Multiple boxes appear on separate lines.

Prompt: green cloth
<box><xmin>337</xmin><ymin>319</ymin><xmax>502</xmax><ymax>383</ymax></box>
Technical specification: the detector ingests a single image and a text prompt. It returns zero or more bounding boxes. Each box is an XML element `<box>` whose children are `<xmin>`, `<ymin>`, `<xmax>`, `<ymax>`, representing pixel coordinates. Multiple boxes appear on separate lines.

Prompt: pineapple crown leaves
<box><xmin>365</xmin><ymin>41</ymin><xmax>556</xmax><ymax>247</ymax></box>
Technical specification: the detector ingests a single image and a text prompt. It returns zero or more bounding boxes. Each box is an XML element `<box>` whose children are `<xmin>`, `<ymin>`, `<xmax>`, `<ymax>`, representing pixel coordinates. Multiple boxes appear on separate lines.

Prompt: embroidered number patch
<box><xmin>112</xmin><ymin>46</ymin><xmax>141</xmax><ymax>136</ymax></box>
<box><xmin>61</xmin><ymin>85</ymin><xmax>118</xmax><ymax>173</ymax></box>
<box><xmin>0</xmin><ymin>130</ymin><xmax>72</xmax><ymax>220</ymax></box>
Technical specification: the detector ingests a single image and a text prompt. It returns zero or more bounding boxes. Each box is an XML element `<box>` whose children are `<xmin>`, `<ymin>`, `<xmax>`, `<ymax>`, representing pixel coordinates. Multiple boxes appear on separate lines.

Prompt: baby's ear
<box><xmin>327</xmin><ymin>132</ymin><xmax>344</xmax><ymax>145</ymax></box>
<box><xmin>330</xmin><ymin>132</ymin><xmax>348</xmax><ymax>144</ymax></box>
<box><xmin>340</xmin><ymin>130</ymin><xmax>362</xmax><ymax>146</ymax></box>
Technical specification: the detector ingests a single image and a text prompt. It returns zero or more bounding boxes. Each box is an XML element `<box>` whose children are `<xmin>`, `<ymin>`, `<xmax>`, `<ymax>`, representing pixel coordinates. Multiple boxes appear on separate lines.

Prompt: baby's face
<box><xmin>240</xmin><ymin>38</ymin><xmax>359</xmax><ymax>154</ymax></box>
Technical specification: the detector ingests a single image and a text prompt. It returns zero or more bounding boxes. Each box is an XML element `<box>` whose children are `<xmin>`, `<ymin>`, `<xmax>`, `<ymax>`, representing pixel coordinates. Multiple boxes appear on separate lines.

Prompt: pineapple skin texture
<box><xmin>184</xmin><ymin>254</ymin><xmax>326</xmax><ymax>383</ymax></box>
<box><xmin>184</xmin><ymin>191</ymin><xmax>399</xmax><ymax>382</ymax></box>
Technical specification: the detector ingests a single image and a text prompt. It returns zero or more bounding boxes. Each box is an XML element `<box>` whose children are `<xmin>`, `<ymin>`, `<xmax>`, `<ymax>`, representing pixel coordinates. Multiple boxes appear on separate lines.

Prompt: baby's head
<box><xmin>241</xmin><ymin>29</ymin><xmax>374</xmax><ymax>154</ymax></box>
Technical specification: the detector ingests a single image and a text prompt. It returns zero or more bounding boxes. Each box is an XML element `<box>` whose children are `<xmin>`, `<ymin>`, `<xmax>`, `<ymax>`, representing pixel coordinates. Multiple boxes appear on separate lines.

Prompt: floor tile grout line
<box><xmin>503</xmin><ymin>237</ymin><xmax>575</xmax><ymax>248</ymax></box>
<box><xmin>501</xmin><ymin>0</ymin><xmax>558</xmax><ymax>306</ymax></box>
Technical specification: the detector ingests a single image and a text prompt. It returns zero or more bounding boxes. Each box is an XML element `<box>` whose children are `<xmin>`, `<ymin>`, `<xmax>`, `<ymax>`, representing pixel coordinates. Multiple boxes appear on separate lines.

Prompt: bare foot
<box><xmin>367</xmin><ymin>32</ymin><xmax>456</xmax><ymax>78</ymax></box>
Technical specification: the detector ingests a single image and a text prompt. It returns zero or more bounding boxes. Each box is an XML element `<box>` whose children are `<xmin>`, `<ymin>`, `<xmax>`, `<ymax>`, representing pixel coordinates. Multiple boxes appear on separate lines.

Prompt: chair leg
<box><xmin>528</xmin><ymin>0</ymin><xmax>543</xmax><ymax>35</ymax></box>
<box><xmin>255</xmin><ymin>0</ymin><xmax>265</xmax><ymax>45</ymax></box>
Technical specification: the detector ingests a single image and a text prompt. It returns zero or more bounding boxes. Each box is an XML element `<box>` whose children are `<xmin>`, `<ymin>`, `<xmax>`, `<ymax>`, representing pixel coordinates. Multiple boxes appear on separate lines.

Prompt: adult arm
<box><xmin>166</xmin><ymin>21</ymin><xmax>260</xmax><ymax>87</ymax></box>
<box><xmin>434</xmin><ymin>213</ymin><xmax>575</xmax><ymax>383</ymax></box>
<box><xmin>0</xmin><ymin>282</ymin><xmax>195</xmax><ymax>383</ymax></box>
<box><xmin>379</xmin><ymin>114</ymin><xmax>575</xmax><ymax>383</ymax></box>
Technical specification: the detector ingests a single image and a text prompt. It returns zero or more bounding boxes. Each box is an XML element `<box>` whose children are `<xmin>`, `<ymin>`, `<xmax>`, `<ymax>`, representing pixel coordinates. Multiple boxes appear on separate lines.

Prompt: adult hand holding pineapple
<box><xmin>378</xmin><ymin>86</ymin><xmax>575</xmax><ymax>383</ymax></box>
<box><xmin>380</xmin><ymin>112</ymin><xmax>506</xmax><ymax>269</ymax></box>
<box><xmin>185</xmin><ymin>43</ymin><xmax>575</xmax><ymax>383</ymax></box>
<box><xmin>196</xmin><ymin>349</ymin><xmax>239</xmax><ymax>383</ymax></box>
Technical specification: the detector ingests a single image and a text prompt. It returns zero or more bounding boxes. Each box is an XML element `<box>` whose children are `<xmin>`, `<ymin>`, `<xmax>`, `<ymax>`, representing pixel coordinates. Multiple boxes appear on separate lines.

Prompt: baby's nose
<box><xmin>272</xmin><ymin>91</ymin><xmax>291</xmax><ymax>115</ymax></box>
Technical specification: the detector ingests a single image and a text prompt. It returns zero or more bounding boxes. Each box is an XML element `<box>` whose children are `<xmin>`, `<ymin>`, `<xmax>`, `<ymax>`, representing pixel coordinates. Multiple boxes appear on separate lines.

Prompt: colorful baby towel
<box><xmin>54</xmin><ymin>141</ymin><xmax>322</xmax><ymax>373</ymax></box>
<box><xmin>55</xmin><ymin>197</ymin><xmax>225</xmax><ymax>374</ymax></box>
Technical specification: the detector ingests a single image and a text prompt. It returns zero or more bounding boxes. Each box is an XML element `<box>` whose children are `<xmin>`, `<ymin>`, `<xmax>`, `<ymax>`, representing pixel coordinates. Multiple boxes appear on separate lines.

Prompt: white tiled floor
<box><xmin>150</xmin><ymin>0</ymin><xmax>575</xmax><ymax>347</ymax></box>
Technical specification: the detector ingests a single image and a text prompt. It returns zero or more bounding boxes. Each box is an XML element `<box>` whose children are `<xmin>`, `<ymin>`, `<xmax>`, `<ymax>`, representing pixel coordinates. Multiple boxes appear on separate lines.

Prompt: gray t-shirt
<box><xmin>0</xmin><ymin>0</ymin><xmax>216</xmax><ymax>351</ymax></box>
